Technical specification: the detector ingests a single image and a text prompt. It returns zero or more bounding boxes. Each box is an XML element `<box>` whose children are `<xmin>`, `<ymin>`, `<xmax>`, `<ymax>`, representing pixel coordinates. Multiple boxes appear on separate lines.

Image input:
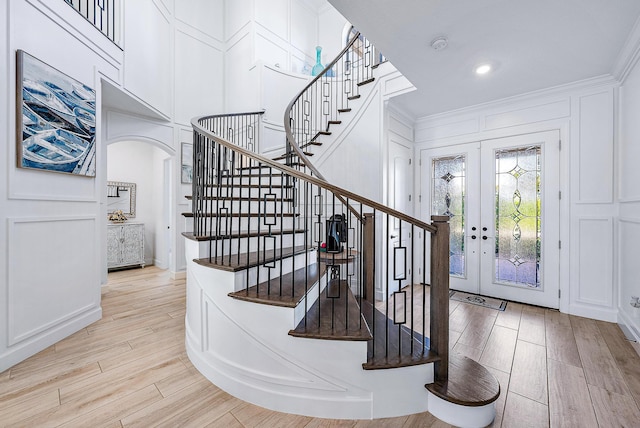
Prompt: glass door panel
<box><xmin>494</xmin><ymin>146</ymin><xmax>541</xmax><ymax>287</ymax></box>
<box><xmin>421</xmin><ymin>143</ymin><xmax>480</xmax><ymax>294</ymax></box>
<box><xmin>480</xmin><ymin>131</ymin><xmax>559</xmax><ymax>308</ymax></box>
<box><xmin>432</xmin><ymin>155</ymin><xmax>466</xmax><ymax>276</ymax></box>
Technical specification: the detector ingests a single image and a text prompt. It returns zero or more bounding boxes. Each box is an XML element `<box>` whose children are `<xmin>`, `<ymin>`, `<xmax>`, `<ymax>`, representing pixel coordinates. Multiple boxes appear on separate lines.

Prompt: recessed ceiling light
<box><xmin>475</xmin><ymin>64</ymin><xmax>492</xmax><ymax>75</ymax></box>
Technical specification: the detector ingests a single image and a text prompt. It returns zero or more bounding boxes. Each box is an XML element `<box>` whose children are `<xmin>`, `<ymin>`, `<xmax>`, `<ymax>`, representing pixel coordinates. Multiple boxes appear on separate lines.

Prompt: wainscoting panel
<box><xmin>7</xmin><ymin>216</ymin><xmax>99</xmax><ymax>346</ymax></box>
<box><xmin>577</xmin><ymin>91</ymin><xmax>614</xmax><ymax>204</ymax></box>
<box><xmin>175</xmin><ymin>29</ymin><xmax>224</xmax><ymax>126</ymax></box>
<box><xmin>415</xmin><ymin>117</ymin><xmax>480</xmax><ymax>143</ymax></box>
<box><xmin>484</xmin><ymin>99</ymin><xmax>569</xmax><ymax>130</ymax></box>
<box><xmin>575</xmin><ymin>217</ymin><xmax>613</xmax><ymax>307</ymax></box>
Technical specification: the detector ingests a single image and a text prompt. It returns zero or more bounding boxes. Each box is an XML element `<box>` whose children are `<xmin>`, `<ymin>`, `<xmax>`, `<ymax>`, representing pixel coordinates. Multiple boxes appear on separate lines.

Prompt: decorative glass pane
<box><xmin>432</xmin><ymin>155</ymin><xmax>465</xmax><ymax>276</ymax></box>
<box><xmin>495</xmin><ymin>146</ymin><xmax>541</xmax><ymax>288</ymax></box>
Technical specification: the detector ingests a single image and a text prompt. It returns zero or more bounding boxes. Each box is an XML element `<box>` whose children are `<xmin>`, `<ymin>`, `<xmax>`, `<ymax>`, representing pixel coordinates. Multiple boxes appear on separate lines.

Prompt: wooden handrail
<box><xmin>191</xmin><ymin>116</ymin><xmax>438</xmax><ymax>234</ymax></box>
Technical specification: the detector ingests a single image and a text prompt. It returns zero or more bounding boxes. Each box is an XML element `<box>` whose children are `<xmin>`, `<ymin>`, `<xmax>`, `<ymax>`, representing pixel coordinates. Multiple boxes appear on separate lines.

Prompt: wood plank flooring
<box><xmin>1</xmin><ymin>267</ymin><xmax>639</xmax><ymax>427</ymax></box>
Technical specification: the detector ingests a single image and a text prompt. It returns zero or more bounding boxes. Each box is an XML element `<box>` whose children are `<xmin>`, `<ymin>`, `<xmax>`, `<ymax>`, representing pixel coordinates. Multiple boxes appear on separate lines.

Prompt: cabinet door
<box><xmin>107</xmin><ymin>226</ymin><xmax>122</xmax><ymax>266</ymax></box>
<box><xmin>122</xmin><ymin>224</ymin><xmax>144</xmax><ymax>265</ymax></box>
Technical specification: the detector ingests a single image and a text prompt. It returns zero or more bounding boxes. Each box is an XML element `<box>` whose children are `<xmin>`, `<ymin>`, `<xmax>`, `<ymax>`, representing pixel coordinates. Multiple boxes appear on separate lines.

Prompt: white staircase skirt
<box><xmin>184</xmin><ymin>238</ymin><xmax>432</xmax><ymax>419</ymax></box>
<box><xmin>184</xmin><ymin>238</ymin><xmax>497</xmax><ymax>424</ymax></box>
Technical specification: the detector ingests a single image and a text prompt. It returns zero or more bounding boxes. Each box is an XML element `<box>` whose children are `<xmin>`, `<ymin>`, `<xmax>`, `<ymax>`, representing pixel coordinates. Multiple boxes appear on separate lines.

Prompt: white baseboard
<box><xmin>0</xmin><ymin>306</ymin><xmax>102</xmax><ymax>372</ymax></box>
<box><xmin>618</xmin><ymin>307</ymin><xmax>640</xmax><ymax>342</ymax></box>
<box><xmin>171</xmin><ymin>270</ymin><xmax>186</xmax><ymax>280</ymax></box>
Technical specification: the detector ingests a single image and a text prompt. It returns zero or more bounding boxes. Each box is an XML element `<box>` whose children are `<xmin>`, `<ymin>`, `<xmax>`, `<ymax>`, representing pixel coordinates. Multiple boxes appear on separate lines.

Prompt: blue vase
<box><xmin>311</xmin><ymin>46</ymin><xmax>324</xmax><ymax>76</ymax></box>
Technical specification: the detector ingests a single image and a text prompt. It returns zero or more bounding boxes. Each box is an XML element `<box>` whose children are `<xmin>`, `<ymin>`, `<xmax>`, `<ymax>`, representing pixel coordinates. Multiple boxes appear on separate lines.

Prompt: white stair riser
<box><xmin>190</xmin><ymin>199</ymin><xmax>297</xmax><ymax>214</ymax></box>
<box><xmin>203</xmin><ymin>186</ymin><xmax>295</xmax><ymax>199</ymax></box>
<box><xmin>196</xmin><ymin>233</ymin><xmax>307</xmax><ymax>256</ymax></box>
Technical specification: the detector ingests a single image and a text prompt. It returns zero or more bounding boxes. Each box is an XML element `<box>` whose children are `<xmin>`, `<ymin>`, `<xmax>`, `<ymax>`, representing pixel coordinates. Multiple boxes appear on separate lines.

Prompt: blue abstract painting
<box><xmin>17</xmin><ymin>50</ymin><xmax>96</xmax><ymax>176</ymax></box>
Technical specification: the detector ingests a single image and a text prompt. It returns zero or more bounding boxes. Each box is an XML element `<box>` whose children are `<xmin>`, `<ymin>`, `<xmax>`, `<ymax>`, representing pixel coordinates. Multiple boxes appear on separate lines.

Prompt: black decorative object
<box><xmin>326</xmin><ymin>214</ymin><xmax>347</xmax><ymax>253</ymax></box>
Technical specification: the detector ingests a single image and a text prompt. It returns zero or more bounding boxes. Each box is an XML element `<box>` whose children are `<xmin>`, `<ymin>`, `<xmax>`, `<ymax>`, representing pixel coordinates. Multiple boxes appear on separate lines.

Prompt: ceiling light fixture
<box><xmin>475</xmin><ymin>64</ymin><xmax>492</xmax><ymax>75</ymax></box>
<box><xmin>430</xmin><ymin>36</ymin><xmax>448</xmax><ymax>51</ymax></box>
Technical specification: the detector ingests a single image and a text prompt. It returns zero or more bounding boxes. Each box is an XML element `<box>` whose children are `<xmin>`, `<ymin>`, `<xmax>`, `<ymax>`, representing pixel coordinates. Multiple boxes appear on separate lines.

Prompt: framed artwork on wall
<box><xmin>181</xmin><ymin>143</ymin><xmax>193</xmax><ymax>184</ymax></box>
<box><xmin>16</xmin><ymin>50</ymin><xmax>97</xmax><ymax>177</ymax></box>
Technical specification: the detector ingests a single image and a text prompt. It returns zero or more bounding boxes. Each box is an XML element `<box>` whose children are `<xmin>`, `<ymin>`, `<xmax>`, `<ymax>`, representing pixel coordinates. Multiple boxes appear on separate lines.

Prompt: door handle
<box><xmin>390</xmin><ymin>234</ymin><xmax>397</xmax><ymax>239</ymax></box>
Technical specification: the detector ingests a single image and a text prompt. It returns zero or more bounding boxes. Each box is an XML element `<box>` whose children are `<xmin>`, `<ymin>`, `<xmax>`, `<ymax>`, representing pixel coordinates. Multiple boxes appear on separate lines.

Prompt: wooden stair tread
<box><xmin>300</xmin><ymin>141</ymin><xmax>322</xmax><ymax>149</ymax></box>
<box><xmin>357</xmin><ymin>77</ymin><xmax>375</xmax><ymax>87</ymax></box>
<box><xmin>327</xmin><ymin>120</ymin><xmax>342</xmax><ymax>125</ymax></box>
<box><xmin>204</xmin><ymin>183</ymin><xmax>294</xmax><ymax>189</ymax></box>
<box><xmin>273</xmin><ymin>151</ymin><xmax>313</xmax><ymax>161</ymax></box>
<box><xmin>425</xmin><ymin>353</ymin><xmax>500</xmax><ymax>407</ymax></box>
<box><xmin>228</xmin><ymin>264</ymin><xmax>326</xmax><ymax>307</ymax></box>
<box><xmin>289</xmin><ymin>280</ymin><xmax>371</xmax><ymax>341</ymax></box>
<box><xmin>347</xmin><ymin>95</ymin><xmax>361</xmax><ymax>100</ymax></box>
<box><xmin>338</xmin><ymin>108</ymin><xmax>352</xmax><ymax>113</ymax></box>
<box><xmin>185</xmin><ymin>196</ymin><xmax>294</xmax><ymax>202</ymax></box>
<box><xmin>182</xmin><ymin>229</ymin><xmax>305</xmax><ymax>241</ymax></box>
<box><xmin>361</xmin><ymin>300</ymin><xmax>440</xmax><ymax>370</ymax></box>
<box><xmin>182</xmin><ymin>212</ymin><xmax>299</xmax><ymax>218</ymax></box>
<box><xmin>194</xmin><ymin>245</ymin><xmax>309</xmax><ymax>272</ymax></box>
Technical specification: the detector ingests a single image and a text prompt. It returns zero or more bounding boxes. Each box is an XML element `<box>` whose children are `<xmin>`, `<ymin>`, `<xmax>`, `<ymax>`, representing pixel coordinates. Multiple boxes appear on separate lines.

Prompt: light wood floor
<box><xmin>1</xmin><ymin>266</ymin><xmax>639</xmax><ymax>427</ymax></box>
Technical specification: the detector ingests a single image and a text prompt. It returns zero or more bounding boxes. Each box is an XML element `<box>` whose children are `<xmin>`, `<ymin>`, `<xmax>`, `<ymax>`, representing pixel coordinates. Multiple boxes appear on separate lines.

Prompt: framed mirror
<box><xmin>107</xmin><ymin>181</ymin><xmax>136</xmax><ymax>218</ymax></box>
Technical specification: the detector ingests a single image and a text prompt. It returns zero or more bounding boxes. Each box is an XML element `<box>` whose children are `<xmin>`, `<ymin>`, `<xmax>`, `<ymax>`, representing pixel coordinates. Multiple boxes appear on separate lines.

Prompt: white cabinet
<box><xmin>107</xmin><ymin>223</ymin><xmax>145</xmax><ymax>270</ymax></box>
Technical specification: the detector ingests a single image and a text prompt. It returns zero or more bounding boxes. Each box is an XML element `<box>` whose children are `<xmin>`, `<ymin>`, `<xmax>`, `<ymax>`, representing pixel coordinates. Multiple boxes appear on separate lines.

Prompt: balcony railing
<box><xmin>64</xmin><ymin>0</ymin><xmax>119</xmax><ymax>45</ymax></box>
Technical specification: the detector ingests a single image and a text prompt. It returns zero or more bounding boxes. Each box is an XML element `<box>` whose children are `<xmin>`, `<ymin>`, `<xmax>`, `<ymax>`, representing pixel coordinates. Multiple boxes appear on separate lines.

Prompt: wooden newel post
<box><xmin>429</xmin><ymin>215</ymin><xmax>450</xmax><ymax>383</ymax></box>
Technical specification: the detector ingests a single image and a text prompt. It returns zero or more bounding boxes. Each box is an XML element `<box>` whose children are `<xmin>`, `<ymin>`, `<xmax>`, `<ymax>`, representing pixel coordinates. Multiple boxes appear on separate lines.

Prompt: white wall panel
<box><xmin>176</xmin><ymin>0</ymin><xmax>224</xmax><ymax>41</ymax></box>
<box><xmin>577</xmin><ymin>91</ymin><xmax>614</xmax><ymax>203</ymax></box>
<box><xmin>318</xmin><ymin>5</ymin><xmax>348</xmax><ymax>63</ymax></box>
<box><xmin>260</xmin><ymin>65</ymin><xmax>309</xmax><ymax>124</ymax></box>
<box><xmin>7</xmin><ymin>217</ymin><xmax>99</xmax><ymax>345</ymax></box>
<box><xmin>124</xmin><ymin>0</ymin><xmax>173</xmax><ymax>117</ymax></box>
<box><xmin>262</xmin><ymin>122</ymin><xmax>286</xmax><ymax>154</ymax></box>
<box><xmin>225</xmin><ymin>0</ymin><xmax>252</xmax><ymax>40</ymax></box>
<box><xmin>225</xmin><ymin>34</ymin><xmax>260</xmax><ymax>112</ymax></box>
<box><xmin>484</xmin><ymin>99</ymin><xmax>570</xmax><ymax>130</ymax></box>
<box><xmin>575</xmin><ymin>217</ymin><xmax>613</xmax><ymax>307</ymax></box>
<box><xmin>388</xmin><ymin>115</ymin><xmax>413</xmax><ymax>142</ymax></box>
<box><xmin>415</xmin><ymin>117</ymin><xmax>480</xmax><ymax>143</ymax></box>
<box><xmin>291</xmin><ymin>2</ymin><xmax>317</xmax><ymax>57</ymax></box>
<box><xmin>255</xmin><ymin>0</ymin><xmax>288</xmax><ymax>41</ymax></box>
<box><xmin>175</xmin><ymin>30</ymin><xmax>224</xmax><ymax>126</ymax></box>
<box><xmin>255</xmin><ymin>33</ymin><xmax>289</xmax><ymax>69</ymax></box>
<box><xmin>619</xmin><ymin>62</ymin><xmax>640</xmax><ymax>202</ymax></box>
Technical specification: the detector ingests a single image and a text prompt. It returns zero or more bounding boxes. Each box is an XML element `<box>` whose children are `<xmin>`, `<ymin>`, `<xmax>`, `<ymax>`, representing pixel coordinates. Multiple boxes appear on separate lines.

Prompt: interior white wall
<box><xmin>0</xmin><ymin>0</ymin><xmax>125</xmax><ymax>371</ymax></box>
<box><xmin>0</xmin><ymin>0</ymin><xmax>227</xmax><ymax>371</ymax></box>
<box><xmin>224</xmin><ymin>0</ymin><xmax>343</xmax><ymax>113</ymax></box>
<box><xmin>107</xmin><ymin>141</ymin><xmax>170</xmax><ymax>267</ymax></box>
<box><xmin>618</xmin><ymin>56</ymin><xmax>640</xmax><ymax>339</ymax></box>
<box><xmin>412</xmin><ymin>78</ymin><xmax>619</xmax><ymax>322</ymax></box>
<box><xmin>318</xmin><ymin>4</ymin><xmax>349</xmax><ymax>65</ymax></box>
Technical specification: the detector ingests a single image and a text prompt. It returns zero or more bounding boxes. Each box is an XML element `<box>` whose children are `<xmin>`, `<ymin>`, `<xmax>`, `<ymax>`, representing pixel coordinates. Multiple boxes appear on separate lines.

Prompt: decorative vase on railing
<box><xmin>311</xmin><ymin>46</ymin><xmax>325</xmax><ymax>76</ymax></box>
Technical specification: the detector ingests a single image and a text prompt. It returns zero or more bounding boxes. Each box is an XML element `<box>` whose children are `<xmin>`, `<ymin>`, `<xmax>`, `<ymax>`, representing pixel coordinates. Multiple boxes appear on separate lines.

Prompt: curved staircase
<box><xmin>183</xmin><ymin>32</ymin><xmax>499</xmax><ymax>426</ymax></box>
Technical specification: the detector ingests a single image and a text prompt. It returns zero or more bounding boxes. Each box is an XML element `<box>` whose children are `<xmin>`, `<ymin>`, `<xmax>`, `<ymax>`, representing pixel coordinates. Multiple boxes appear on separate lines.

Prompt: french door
<box><xmin>421</xmin><ymin>131</ymin><xmax>560</xmax><ymax>308</ymax></box>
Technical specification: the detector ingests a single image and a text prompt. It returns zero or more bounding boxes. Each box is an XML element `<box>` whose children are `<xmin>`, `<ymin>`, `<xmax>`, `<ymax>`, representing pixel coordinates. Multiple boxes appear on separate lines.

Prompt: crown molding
<box><xmin>613</xmin><ymin>15</ymin><xmax>640</xmax><ymax>84</ymax></box>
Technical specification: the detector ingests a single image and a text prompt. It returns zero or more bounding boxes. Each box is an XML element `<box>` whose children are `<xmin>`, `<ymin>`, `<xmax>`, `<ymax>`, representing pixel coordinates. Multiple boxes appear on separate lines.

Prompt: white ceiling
<box><xmin>328</xmin><ymin>0</ymin><xmax>640</xmax><ymax>118</ymax></box>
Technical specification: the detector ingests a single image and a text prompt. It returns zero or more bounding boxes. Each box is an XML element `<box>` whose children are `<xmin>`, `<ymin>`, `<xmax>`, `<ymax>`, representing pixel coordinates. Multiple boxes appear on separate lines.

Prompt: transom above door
<box><xmin>421</xmin><ymin>130</ymin><xmax>560</xmax><ymax>309</ymax></box>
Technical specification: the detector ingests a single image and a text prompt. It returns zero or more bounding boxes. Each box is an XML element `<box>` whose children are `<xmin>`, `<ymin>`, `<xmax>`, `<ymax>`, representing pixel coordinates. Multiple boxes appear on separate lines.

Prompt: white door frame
<box><xmin>419</xmin><ymin>130</ymin><xmax>561</xmax><ymax>308</ymax></box>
